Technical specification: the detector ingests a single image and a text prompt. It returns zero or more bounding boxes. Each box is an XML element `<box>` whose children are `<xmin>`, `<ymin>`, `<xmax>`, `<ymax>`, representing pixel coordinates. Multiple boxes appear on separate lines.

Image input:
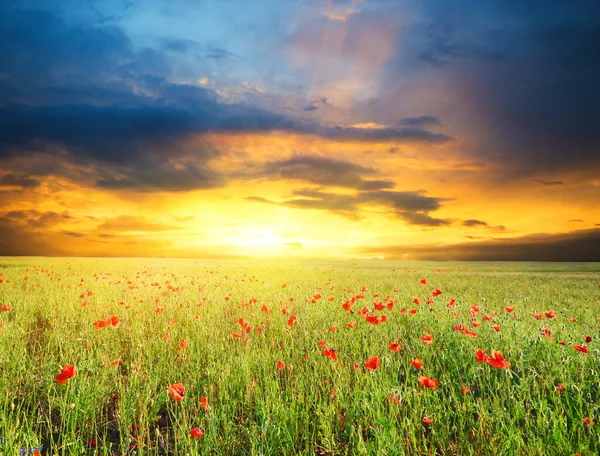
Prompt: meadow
<box><xmin>0</xmin><ymin>257</ymin><xmax>599</xmax><ymax>455</ymax></box>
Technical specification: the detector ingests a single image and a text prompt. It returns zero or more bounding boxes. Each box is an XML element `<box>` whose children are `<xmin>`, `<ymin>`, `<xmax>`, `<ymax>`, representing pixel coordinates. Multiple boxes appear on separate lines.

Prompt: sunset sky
<box><xmin>1</xmin><ymin>0</ymin><xmax>599</xmax><ymax>260</ymax></box>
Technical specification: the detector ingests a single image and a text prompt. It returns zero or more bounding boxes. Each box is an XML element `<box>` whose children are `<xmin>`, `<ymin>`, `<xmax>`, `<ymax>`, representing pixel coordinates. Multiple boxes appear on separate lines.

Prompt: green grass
<box><xmin>0</xmin><ymin>257</ymin><xmax>599</xmax><ymax>455</ymax></box>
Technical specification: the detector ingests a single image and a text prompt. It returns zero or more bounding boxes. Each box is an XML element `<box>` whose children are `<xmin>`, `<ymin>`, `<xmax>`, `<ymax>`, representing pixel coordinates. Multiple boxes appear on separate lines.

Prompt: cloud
<box><xmin>411</xmin><ymin>0</ymin><xmax>600</xmax><ymax>175</ymax></box>
<box><xmin>462</xmin><ymin>219</ymin><xmax>505</xmax><ymax>231</ymax></box>
<box><xmin>354</xmin><ymin>228</ymin><xmax>600</xmax><ymax>261</ymax></box>
<box><xmin>533</xmin><ymin>179</ymin><xmax>565</xmax><ymax>186</ymax></box>
<box><xmin>246</xmin><ymin>187</ymin><xmax>449</xmax><ymax>225</ymax></box>
<box><xmin>0</xmin><ymin>4</ymin><xmax>453</xmax><ymax>193</ymax></box>
<box><xmin>4</xmin><ymin>210</ymin><xmax>75</xmax><ymax>229</ymax></box>
<box><xmin>256</xmin><ymin>155</ymin><xmax>394</xmax><ymax>190</ymax></box>
<box><xmin>0</xmin><ymin>173</ymin><xmax>40</xmax><ymax>188</ymax></box>
<box><xmin>398</xmin><ymin>116</ymin><xmax>441</xmax><ymax>127</ymax></box>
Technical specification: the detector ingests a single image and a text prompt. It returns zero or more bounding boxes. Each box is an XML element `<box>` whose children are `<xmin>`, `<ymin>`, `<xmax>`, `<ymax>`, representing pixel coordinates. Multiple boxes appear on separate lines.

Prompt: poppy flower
<box><xmin>422</xmin><ymin>416</ymin><xmax>432</xmax><ymax>424</ymax></box>
<box><xmin>474</xmin><ymin>349</ymin><xmax>489</xmax><ymax>364</ymax></box>
<box><xmin>365</xmin><ymin>315</ymin><xmax>379</xmax><ymax>325</ymax></box>
<box><xmin>200</xmin><ymin>396</ymin><xmax>210</xmax><ymax>411</ymax></box>
<box><xmin>493</xmin><ymin>325</ymin><xmax>501</xmax><ymax>332</ymax></box>
<box><xmin>346</xmin><ymin>322</ymin><xmax>357</xmax><ymax>329</ymax></box>
<box><xmin>418</xmin><ymin>376</ymin><xmax>438</xmax><ymax>389</ymax></box>
<box><xmin>461</xmin><ymin>386</ymin><xmax>470</xmax><ymax>395</ymax></box>
<box><xmin>573</xmin><ymin>345</ymin><xmax>588</xmax><ymax>354</ymax></box>
<box><xmin>179</xmin><ymin>340</ymin><xmax>188</xmax><ymax>350</ymax></box>
<box><xmin>432</xmin><ymin>288</ymin><xmax>442</xmax><ymax>297</ymax></box>
<box><xmin>487</xmin><ymin>350</ymin><xmax>510</xmax><ymax>369</ymax></box>
<box><xmin>545</xmin><ymin>310</ymin><xmax>556</xmax><ymax>319</ymax></box>
<box><xmin>585</xmin><ymin>335</ymin><xmax>592</xmax><ymax>343</ymax></box>
<box><xmin>409</xmin><ymin>308</ymin><xmax>418</xmax><ymax>315</ymax></box>
<box><xmin>55</xmin><ymin>365</ymin><xmax>76</xmax><ymax>384</ymax></box>
<box><xmin>420</xmin><ymin>278</ymin><xmax>427</xmax><ymax>285</ymax></box>
<box><xmin>413</xmin><ymin>298</ymin><xmax>421</xmax><ymax>305</ymax></box>
<box><xmin>556</xmin><ymin>384</ymin><xmax>564</xmax><ymax>392</ymax></box>
<box><xmin>276</xmin><ymin>360</ymin><xmax>285</xmax><ymax>370</ymax></box>
<box><xmin>190</xmin><ymin>428</ymin><xmax>204</xmax><ymax>438</ymax></box>
<box><xmin>323</xmin><ymin>349</ymin><xmax>338</xmax><ymax>361</ymax></box>
<box><xmin>504</xmin><ymin>307</ymin><xmax>514</xmax><ymax>313</ymax></box>
<box><xmin>411</xmin><ymin>358</ymin><xmax>425</xmax><ymax>370</ymax></box>
<box><xmin>287</xmin><ymin>315</ymin><xmax>296</xmax><ymax>327</ymax></box>
<box><xmin>364</xmin><ymin>356</ymin><xmax>381</xmax><ymax>371</ymax></box>
<box><xmin>168</xmin><ymin>383</ymin><xmax>185</xmax><ymax>401</ymax></box>
<box><xmin>534</xmin><ymin>313</ymin><xmax>543</xmax><ymax>320</ymax></box>
<box><xmin>318</xmin><ymin>340</ymin><xmax>327</xmax><ymax>349</ymax></box>
<box><xmin>1</xmin><ymin>304</ymin><xmax>10</xmax><ymax>312</ymax></box>
<box><xmin>583</xmin><ymin>417</ymin><xmax>595</xmax><ymax>425</ymax></box>
<box><xmin>420</xmin><ymin>334</ymin><xmax>433</xmax><ymax>345</ymax></box>
<box><xmin>388</xmin><ymin>341</ymin><xmax>402</xmax><ymax>352</ymax></box>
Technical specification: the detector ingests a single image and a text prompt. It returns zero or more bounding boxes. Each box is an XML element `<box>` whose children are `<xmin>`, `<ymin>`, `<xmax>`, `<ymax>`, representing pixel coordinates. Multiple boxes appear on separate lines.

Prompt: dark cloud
<box><xmin>62</xmin><ymin>230</ymin><xmax>86</xmax><ymax>238</ymax></box>
<box><xmin>398</xmin><ymin>116</ymin><xmax>441</xmax><ymax>127</ymax></box>
<box><xmin>246</xmin><ymin>187</ymin><xmax>448</xmax><ymax>225</ymax></box>
<box><xmin>5</xmin><ymin>210</ymin><xmax>74</xmax><ymax>229</ymax></box>
<box><xmin>533</xmin><ymin>179</ymin><xmax>564</xmax><ymax>186</ymax></box>
<box><xmin>0</xmin><ymin>173</ymin><xmax>40</xmax><ymax>188</ymax></box>
<box><xmin>0</xmin><ymin>4</ymin><xmax>454</xmax><ymax>192</ymax></box>
<box><xmin>355</xmin><ymin>228</ymin><xmax>600</xmax><ymax>261</ymax></box>
<box><xmin>411</xmin><ymin>0</ymin><xmax>600</xmax><ymax>174</ymax></box>
<box><xmin>462</xmin><ymin>219</ymin><xmax>505</xmax><ymax>231</ymax></box>
<box><xmin>257</xmin><ymin>155</ymin><xmax>394</xmax><ymax>191</ymax></box>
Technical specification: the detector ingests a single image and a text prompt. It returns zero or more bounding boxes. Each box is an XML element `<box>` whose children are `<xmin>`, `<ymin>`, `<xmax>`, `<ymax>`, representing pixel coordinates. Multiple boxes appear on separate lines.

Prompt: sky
<box><xmin>0</xmin><ymin>0</ymin><xmax>599</xmax><ymax>260</ymax></box>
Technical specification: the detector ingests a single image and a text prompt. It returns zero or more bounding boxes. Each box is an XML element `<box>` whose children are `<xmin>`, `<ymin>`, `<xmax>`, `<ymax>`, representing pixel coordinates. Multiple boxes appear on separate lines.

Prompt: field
<box><xmin>0</xmin><ymin>257</ymin><xmax>599</xmax><ymax>455</ymax></box>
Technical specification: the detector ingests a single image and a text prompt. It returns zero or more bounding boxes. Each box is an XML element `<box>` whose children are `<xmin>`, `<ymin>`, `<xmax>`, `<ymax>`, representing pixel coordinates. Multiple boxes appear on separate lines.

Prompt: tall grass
<box><xmin>0</xmin><ymin>258</ymin><xmax>598</xmax><ymax>455</ymax></box>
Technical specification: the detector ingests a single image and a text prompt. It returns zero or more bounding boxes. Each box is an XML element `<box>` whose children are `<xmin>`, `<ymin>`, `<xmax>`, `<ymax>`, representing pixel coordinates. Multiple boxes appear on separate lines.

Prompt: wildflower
<box><xmin>487</xmin><ymin>350</ymin><xmax>510</xmax><ymax>369</ymax></box>
<box><xmin>419</xmin><ymin>376</ymin><xmax>438</xmax><ymax>389</ymax></box>
<box><xmin>388</xmin><ymin>340</ymin><xmax>402</xmax><ymax>352</ymax></box>
<box><xmin>422</xmin><ymin>416</ymin><xmax>432</xmax><ymax>424</ymax></box>
<box><xmin>168</xmin><ymin>383</ymin><xmax>185</xmax><ymax>401</ymax></box>
<box><xmin>190</xmin><ymin>428</ymin><xmax>204</xmax><ymax>438</ymax></box>
<box><xmin>364</xmin><ymin>356</ymin><xmax>381</xmax><ymax>371</ymax></box>
<box><xmin>420</xmin><ymin>334</ymin><xmax>433</xmax><ymax>345</ymax></box>
<box><xmin>200</xmin><ymin>396</ymin><xmax>210</xmax><ymax>411</ymax></box>
<box><xmin>276</xmin><ymin>360</ymin><xmax>285</xmax><ymax>370</ymax></box>
<box><xmin>411</xmin><ymin>359</ymin><xmax>425</xmax><ymax>370</ymax></box>
<box><xmin>574</xmin><ymin>345</ymin><xmax>588</xmax><ymax>354</ymax></box>
<box><xmin>55</xmin><ymin>365</ymin><xmax>76</xmax><ymax>384</ymax></box>
<box><xmin>474</xmin><ymin>349</ymin><xmax>489</xmax><ymax>364</ymax></box>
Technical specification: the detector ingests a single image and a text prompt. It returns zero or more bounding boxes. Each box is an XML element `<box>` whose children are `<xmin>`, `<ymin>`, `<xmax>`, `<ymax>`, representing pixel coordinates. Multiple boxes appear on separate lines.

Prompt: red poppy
<box><xmin>432</xmin><ymin>288</ymin><xmax>442</xmax><ymax>297</ymax></box>
<box><xmin>380</xmin><ymin>315</ymin><xmax>388</xmax><ymax>323</ymax></box>
<box><xmin>261</xmin><ymin>305</ymin><xmax>272</xmax><ymax>314</ymax></box>
<box><xmin>492</xmin><ymin>325</ymin><xmax>501</xmax><ymax>332</ymax></box>
<box><xmin>420</xmin><ymin>278</ymin><xmax>427</xmax><ymax>285</ymax></box>
<box><xmin>364</xmin><ymin>356</ymin><xmax>381</xmax><ymax>371</ymax></box>
<box><xmin>461</xmin><ymin>386</ymin><xmax>470</xmax><ymax>395</ymax></box>
<box><xmin>276</xmin><ymin>360</ymin><xmax>286</xmax><ymax>370</ymax></box>
<box><xmin>487</xmin><ymin>350</ymin><xmax>510</xmax><ymax>369</ymax></box>
<box><xmin>411</xmin><ymin>358</ymin><xmax>425</xmax><ymax>370</ymax></box>
<box><xmin>420</xmin><ymin>334</ymin><xmax>433</xmax><ymax>345</ymax></box>
<box><xmin>413</xmin><ymin>298</ymin><xmax>421</xmax><ymax>305</ymax></box>
<box><xmin>540</xmin><ymin>327</ymin><xmax>552</xmax><ymax>339</ymax></box>
<box><xmin>453</xmin><ymin>324</ymin><xmax>465</xmax><ymax>332</ymax></box>
<box><xmin>474</xmin><ymin>349</ymin><xmax>489</xmax><ymax>364</ymax></box>
<box><xmin>200</xmin><ymin>396</ymin><xmax>210</xmax><ymax>411</ymax></box>
<box><xmin>1</xmin><ymin>304</ymin><xmax>10</xmax><ymax>312</ymax></box>
<box><xmin>418</xmin><ymin>376</ymin><xmax>438</xmax><ymax>389</ymax></box>
<box><xmin>574</xmin><ymin>345</ymin><xmax>588</xmax><ymax>354</ymax></box>
<box><xmin>422</xmin><ymin>416</ymin><xmax>432</xmax><ymax>424</ymax></box>
<box><xmin>179</xmin><ymin>340</ymin><xmax>188</xmax><ymax>350</ymax></box>
<box><xmin>55</xmin><ymin>365</ymin><xmax>76</xmax><ymax>384</ymax></box>
<box><xmin>110</xmin><ymin>316</ymin><xmax>120</xmax><ymax>327</ymax></box>
<box><xmin>409</xmin><ymin>308</ymin><xmax>418</xmax><ymax>315</ymax></box>
<box><xmin>346</xmin><ymin>322</ymin><xmax>357</xmax><ymax>329</ymax></box>
<box><xmin>545</xmin><ymin>310</ymin><xmax>556</xmax><ymax>319</ymax></box>
<box><xmin>318</xmin><ymin>340</ymin><xmax>327</xmax><ymax>349</ymax></box>
<box><xmin>190</xmin><ymin>427</ymin><xmax>204</xmax><ymax>438</ymax></box>
<box><xmin>446</xmin><ymin>297</ymin><xmax>456</xmax><ymax>307</ymax></box>
<box><xmin>557</xmin><ymin>384</ymin><xmax>564</xmax><ymax>392</ymax></box>
<box><xmin>365</xmin><ymin>315</ymin><xmax>379</xmax><ymax>325</ymax></box>
<box><xmin>287</xmin><ymin>315</ymin><xmax>296</xmax><ymax>327</ymax></box>
<box><xmin>168</xmin><ymin>383</ymin><xmax>185</xmax><ymax>401</ymax></box>
<box><xmin>534</xmin><ymin>313</ymin><xmax>543</xmax><ymax>320</ymax></box>
<box><xmin>583</xmin><ymin>417</ymin><xmax>595</xmax><ymax>425</ymax></box>
<box><xmin>504</xmin><ymin>307</ymin><xmax>514</xmax><ymax>313</ymax></box>
<box><xmin>585</xmin><ymin>335</ymin><xmax>592</xmax><ymax>343</ymax></box>
<box><xmin>388</xmin><ymin>340</ymin><xmax>402</xmax><ymax>352</ymax></box>
<box><xmin>323</xmin><ymin>349</ymin><xmax>338</xmax><ymax>361</ymax></box>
